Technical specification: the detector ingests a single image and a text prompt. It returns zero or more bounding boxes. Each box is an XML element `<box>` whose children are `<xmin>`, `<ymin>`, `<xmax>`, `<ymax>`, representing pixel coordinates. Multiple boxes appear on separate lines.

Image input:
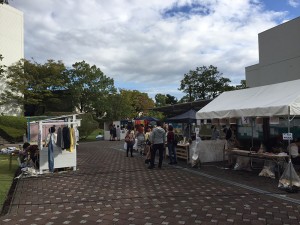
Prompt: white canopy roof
<box><xmin>196</xmin><ymin>79</ymin><xmax>300</xmax><ymax>119</ymax></box>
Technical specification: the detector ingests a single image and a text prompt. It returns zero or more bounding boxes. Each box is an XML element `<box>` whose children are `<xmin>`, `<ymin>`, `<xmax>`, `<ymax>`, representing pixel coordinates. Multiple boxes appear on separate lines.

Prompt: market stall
<box><xmin>196</xmin><ymin>79</ymin><xmax>300</xmax><ymax>189</ymax></box>
<box><xmin>166</xmin><ymin>109</ymin><xmax>197</xmax><ymax>139</ymax></box>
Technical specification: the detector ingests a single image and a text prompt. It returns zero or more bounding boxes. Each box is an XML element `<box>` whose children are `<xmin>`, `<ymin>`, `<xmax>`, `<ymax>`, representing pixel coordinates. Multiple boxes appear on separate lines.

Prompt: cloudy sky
<box><xmin>9</xmin><ymin>0</ymin><xmax>300</xmax><ymax>100</ymax></box>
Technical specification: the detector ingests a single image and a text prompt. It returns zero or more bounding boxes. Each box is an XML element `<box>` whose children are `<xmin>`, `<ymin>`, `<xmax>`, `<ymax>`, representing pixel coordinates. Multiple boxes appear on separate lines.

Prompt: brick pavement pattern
<box><xmin>1</xmin><ymin>141</ymin><xmax>300</xmax><ymax>225</ymax></box>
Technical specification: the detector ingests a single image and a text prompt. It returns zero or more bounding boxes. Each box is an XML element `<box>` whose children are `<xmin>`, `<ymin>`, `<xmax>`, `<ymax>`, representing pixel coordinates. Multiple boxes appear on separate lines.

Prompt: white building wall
<box><xmin>0</xmin><ymin>3</ymin><xmax>24</xmax><ymax>115</ymax></box>
<box><xmin>246</xmin><ymin>17</ymin><xmax>300</xmax><ymax>87</ymax></box>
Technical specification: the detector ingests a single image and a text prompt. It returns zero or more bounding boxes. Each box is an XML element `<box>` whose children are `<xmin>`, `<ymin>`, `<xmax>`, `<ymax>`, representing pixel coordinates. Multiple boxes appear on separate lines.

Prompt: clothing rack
<box><xmin>29</xmin><ymin>115</ymin><xmax>81</xmax><ymax>174</ymax></box>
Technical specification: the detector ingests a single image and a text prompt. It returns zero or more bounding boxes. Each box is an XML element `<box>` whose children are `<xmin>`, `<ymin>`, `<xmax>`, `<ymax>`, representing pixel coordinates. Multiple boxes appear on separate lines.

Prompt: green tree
<box><xmin>0</xmin><ymin>59</ymin><xmax>67</xmax><ymax>114</ymax></box>
<box><xmin>77</xmin><ymin>113</ymin><xmax>99</xmax><ymax>139</ymax></box>
<box><xmin>179</xmin><ymin>65</ymin><xmax>233</xmax><ymax>101</ymax></box>
<box><xmin>120</xmin><ymin>89</ymin><xmax>155</xmax><ymax>119</ymax></box>
<box><xmin>235</xmin><ymin>79</ymin><xmax>247</xmax><ymax>90</ymax></box>
<box><xmin>65</xmin><ymin>61</ymin><xmax>116</xmax><ymax>113</ymax></box>
<box><xmin>155</xmin><ymin>93</ymin><xmax>177</xmax><ymax>106</ymax></box>
<box><xmin>0</xmin><ymin>54</ymin><xmax>5</xmax><ymax>76</ymax></box>
<box><xmin>155</xmin><ymin>94</ymin><xmax>167</xmax><ymax>107</ymax></box>
<box><xmin>0</xmin><ymin>0</ymin><xmax>9</xmax><ymax>4</ymax></box>
<box><xmin>165</xmin><ymin>94</ymin><xmax>177</xmax><ymax>105</ymax></box>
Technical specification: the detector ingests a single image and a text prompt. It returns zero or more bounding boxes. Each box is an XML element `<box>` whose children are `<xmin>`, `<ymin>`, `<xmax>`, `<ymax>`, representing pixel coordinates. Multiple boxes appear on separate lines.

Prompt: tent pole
<box><xmin>287</xmin><ymin>106</ymin><xmax>292</xmax><ymax>188</ymax></box>
<box><xmin>251</xmin><ymin>117</ymin><xmax>254</xmax><ymax>152</ymax></box>
<box><xmin>288</xmin><ymin>107</ymin><xmax>291</xmax><ymax>161</ymax></box>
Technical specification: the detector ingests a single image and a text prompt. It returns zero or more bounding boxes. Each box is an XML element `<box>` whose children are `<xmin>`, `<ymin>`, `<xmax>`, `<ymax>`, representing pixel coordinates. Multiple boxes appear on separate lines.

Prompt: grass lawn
<box><xmin>0</xmin><ymin>154</ymin><xmax>19</xmax><ymax>210</ymax></box>
<box><xmin>82</xmin><ymin>128</ymin><xmax>104</xmax><ymax>142</ymax></box>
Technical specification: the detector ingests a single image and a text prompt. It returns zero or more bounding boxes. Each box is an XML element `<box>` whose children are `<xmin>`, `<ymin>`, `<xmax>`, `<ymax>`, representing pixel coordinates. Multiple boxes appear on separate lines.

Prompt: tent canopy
<box><xmin>197</xmin><ymin>79</ymin><xmax>300</xmax><ymax>119</ymax></box>
<box><xmin>167</xmin><ymin>109</ymin><xmax>197</xmax><ymax>123</ymax></box>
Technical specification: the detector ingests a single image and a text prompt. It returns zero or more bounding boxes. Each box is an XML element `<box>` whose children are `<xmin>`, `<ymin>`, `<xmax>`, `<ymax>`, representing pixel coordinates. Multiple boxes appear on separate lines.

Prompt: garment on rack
<box><xmin>62</xmin><ymin>126</ymin><xmax>71</xmax><ymax>149</ymax></box>
<box><xmin>67</xmin><ymin>127</ymin><xmax>76</xmax><ymax>152</ymax></box>
<box><xmin>48</xmin><ymin>133</ymin><xmax>54</xmax><ymax>172</ymax></box>
<box><xmin>75</xmin><ymin>128</ymin><xmax>79</xmax><ymax>143</ymax></box>
<box><xmin>56</xmin><ymin>127</ymin><xmax>63</xmax><ymax>148</ymax></box>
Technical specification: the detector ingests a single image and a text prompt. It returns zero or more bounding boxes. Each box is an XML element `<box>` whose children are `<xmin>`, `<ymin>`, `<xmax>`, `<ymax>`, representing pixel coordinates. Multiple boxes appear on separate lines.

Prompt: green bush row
<box><xmin>0</xmin><ymin>116</ymin><xmax>27</xmax><ymax>130</ymax></box>
<box><xmin>0</xmin><ymin>116</ymin><xmax>27</xmax><ymax>142</ymax></box>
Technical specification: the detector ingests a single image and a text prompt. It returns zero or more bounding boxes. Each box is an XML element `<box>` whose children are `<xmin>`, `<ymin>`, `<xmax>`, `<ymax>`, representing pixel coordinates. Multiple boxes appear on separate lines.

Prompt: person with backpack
<box><xmin>167</xmin><ymin>125</ymin><xmax>177</xmax><ymax>165</ymax></box>
<box><xmin>125</xmin><ymin>129</ymin><xmax>135</xmax><ymax>157</ymax></box>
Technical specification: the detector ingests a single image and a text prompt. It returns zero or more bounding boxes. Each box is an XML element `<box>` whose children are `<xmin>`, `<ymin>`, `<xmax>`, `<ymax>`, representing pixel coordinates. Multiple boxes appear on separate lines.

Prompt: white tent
<box><xmin>196</xmin><ymin>79</ymin><xmax>300</xmax><ymax>119</ymax></box>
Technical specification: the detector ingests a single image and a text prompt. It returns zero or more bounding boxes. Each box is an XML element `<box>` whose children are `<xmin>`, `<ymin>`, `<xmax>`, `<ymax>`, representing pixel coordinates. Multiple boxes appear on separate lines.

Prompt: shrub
<box><xmin>77</xmin><ymin>113</ymin><xmax>98</xmax><ymax>139</ymax></box>
<box><xmin>0</xmin><ymin>116</ymin><xmax>26</xmax><ymax>142</ymax></box>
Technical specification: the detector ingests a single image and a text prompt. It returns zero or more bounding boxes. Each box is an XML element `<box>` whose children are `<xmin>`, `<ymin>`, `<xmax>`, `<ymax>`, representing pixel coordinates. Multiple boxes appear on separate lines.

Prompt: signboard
<box><xmin>195</xmin><ymin>127</ymin><xmax>199</xmax><ymax>134</ymax></box>
<box><xmin>282</xmin><ymin>133</ymin><xmax>293</xmax><ymax>140</ymax></box>
<box><xmin>241</xmin><ymin>117</ymin><xmax>250</xmax><ymax>125</ymax></box>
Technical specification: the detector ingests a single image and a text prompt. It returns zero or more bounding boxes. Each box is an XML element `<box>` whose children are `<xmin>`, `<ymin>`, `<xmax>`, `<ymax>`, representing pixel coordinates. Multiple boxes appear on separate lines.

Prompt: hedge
<box><xmin>0</xmin><ymin>116</ymin><xmax>27</xmax><ymax>142</ymax></box>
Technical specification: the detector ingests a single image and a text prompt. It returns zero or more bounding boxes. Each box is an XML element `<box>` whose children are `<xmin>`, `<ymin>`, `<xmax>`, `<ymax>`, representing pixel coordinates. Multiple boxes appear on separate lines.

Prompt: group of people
<box><xmin>124</xmin><ymin>121</ymin><xmax>178</xmax><ymax>169</ymax></box>
<box><xmin>109</xmin><ymin>124</ymin><xmax>121</xmax><ymax>141</ymax></box>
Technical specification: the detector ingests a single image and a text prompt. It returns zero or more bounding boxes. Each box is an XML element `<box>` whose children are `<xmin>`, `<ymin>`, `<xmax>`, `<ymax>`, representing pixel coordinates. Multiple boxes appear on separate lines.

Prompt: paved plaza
<box><xmin>1</xmin><ymin>141</ymin><xmax>300</xmax><ymax>225</ymax></box>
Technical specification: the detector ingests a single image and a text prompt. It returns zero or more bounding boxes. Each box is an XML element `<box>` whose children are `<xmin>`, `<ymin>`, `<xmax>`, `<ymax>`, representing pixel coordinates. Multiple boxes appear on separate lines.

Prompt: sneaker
<box><xmin>148</xmin><ymin>165</ymin><xmax>154</xmax><ymax>169</ymax></box>
<box><xmin>168</xmin><ymin>162</ymin><xmax>173</xmax><ymax>165</ymax></box>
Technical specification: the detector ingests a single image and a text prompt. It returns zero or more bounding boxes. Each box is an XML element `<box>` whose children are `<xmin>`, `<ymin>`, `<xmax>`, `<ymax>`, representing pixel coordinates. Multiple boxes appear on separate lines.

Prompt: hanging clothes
<box><xmin>62</xmin><ymin>126</ymin><xmax>71</xmax><ymax>150</ymax></box>
<box><xmin>75</xmin><ymin>128</ymin><xmax>79</xmax><ymax>143</ymax></box>
<box><xmin>56</xmin><ymin>127</ymin><xmax>63</xmax><ymax>148</ymax></box>
<box><xmin>46</xmin><ymin>131</ymin><xmax>57</xmax><ymax>173</ymax></box>
<box><xmin>68</xmin><ymin>127</ymin><xmax>75</xmax><ymax>152</ymax></box>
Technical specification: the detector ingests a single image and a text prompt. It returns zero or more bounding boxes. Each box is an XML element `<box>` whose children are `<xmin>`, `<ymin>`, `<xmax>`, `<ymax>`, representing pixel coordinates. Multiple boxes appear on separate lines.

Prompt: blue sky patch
<box><xmin>162</xmin><ymin>2</ymin><xmax>212</xmax><ymax>18</ymax></box>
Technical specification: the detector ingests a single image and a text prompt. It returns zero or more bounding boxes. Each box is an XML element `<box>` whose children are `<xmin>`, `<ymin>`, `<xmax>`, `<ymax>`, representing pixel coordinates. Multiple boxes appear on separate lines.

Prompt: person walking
<box><xmin>144</xmin><ymin>126</ymin><xmax>152</xmax><ymax>164</ymax></box>
<box><xmin>109</xmin><ymin>124</ymin><xmax>114</xmax><ymax>141</ymax></box>
<box><xmin>136</xmin><ymin>124</ymin><xmax>145</xmax><ymax>155</ymax></box>
<box><xmin>167</xmin><ymin>125</ymin><xmax>177</xmax><ymax>165</ymax></box>
<box><xmin>116</xmin><ymin>125</ymin><xmax>121</xmax><ymax>141</ymax></box>
<box><xmin>148</xmin><ymin>121</ymin><xmax>166</xmax><ymax>169</ymax></box>
<box><xmin>112</xmin><ymin>124</ymin><xmax>117</xmax><ymax>141</ymax></box>
<box><xmin>125</xmin><ymin>130</ymin><xmax>135</xmax><ymax>157</ymax></box>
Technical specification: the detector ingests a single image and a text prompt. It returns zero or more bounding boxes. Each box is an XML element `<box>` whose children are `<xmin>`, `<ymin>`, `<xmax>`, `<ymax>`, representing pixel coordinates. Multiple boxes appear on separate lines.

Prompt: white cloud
<box><xmin>288</xmin><ymin>0</ymin><xmax>300</xmax><ymax>8</ymax></box>
<box><xmin>9</xmin><ymin>0</ymin><xmax>289</xmax><ymax>99</ymax></box>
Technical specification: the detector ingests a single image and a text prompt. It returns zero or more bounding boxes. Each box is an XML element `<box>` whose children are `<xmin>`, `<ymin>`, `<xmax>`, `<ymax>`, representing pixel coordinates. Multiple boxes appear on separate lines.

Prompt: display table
<box><xmin>196</xmin><ymin>140</ymin><xmax>226</xmax><ymax>163</ymax></box>
<box><xmin>230</xmin><ymin>149</ymin><xmax>289</xmax><ymax>163</ymax></box>
<box><xmin>229</xmin><ymin>149</ymin><xmax>289</xmax><ymax>177</ymax></box>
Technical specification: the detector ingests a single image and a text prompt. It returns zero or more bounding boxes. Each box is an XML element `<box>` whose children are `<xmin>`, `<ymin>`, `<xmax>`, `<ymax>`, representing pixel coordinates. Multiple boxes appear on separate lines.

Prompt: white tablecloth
<box><xmin>191</xmin><ymin>140</ymin><xmax>226</xmax><ymax>163</ymax></box>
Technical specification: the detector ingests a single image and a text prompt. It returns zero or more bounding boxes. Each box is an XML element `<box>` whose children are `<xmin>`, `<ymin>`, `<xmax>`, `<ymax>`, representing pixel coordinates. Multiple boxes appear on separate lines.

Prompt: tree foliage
<box><xmin>0</xmin><ymin>54</ymin><xmax>5</xmax><ymax>76</ymax></box>
<box><xmin>77</xmin><ymin>113</ymin><xmax>99</xmax><ymax>139</ymax></box>
<box><xmin>65</xmin><ymin>61</ymin><xmax>116</xmax><ymax>113</ymax></box>
<box><xmin>166</xmin><ymin>94</ymin><xmax>177</xmax><ymax>105</ymax></box>
<box><xmin>155</xmin><ymin>94</ymin><xmax>166</xmax><ymax>107</ymax></box>
<box><xmin>235</xmin><ymin>79</ymin><xmax>248</xmax><ymax>90</ymax></box>
<box><xmin>155</xmin><ymin>93</ymin><xmax>177</xmax><ymax>107</ymax></box>
<box><xmin>120</xmin><ymin>89</ymin><xmax>155</xmax><ymax>119</ymax></box>
<box><xmin>179</xmin><ymin>65</ymin><xmax>233</xmax><ymax>102</ymax></box>
<box><xmin>0</xmin><ymin>0</ymin><xmax>9</xmax><ymax>4</ymax></box>
<box><xmin>0</xmin><ymin>59</ymin><xmax>67</xmax><ymax>114</ymax></box>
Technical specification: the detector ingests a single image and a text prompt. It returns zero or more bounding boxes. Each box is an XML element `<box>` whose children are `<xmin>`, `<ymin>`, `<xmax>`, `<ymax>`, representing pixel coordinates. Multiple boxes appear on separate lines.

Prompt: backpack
<box><xmin>125</xmin><ymin>135</ymin><xmax>130</xmax><ymax>143</ymax></box>
<box><xmin>174</xmin><ymin>133</ymin><xmax>180</xmax><ymax>145</ymax></box>
<box><xmin>125</xmin><ymin>133</ymin><xmax>134</xmax><ymax>143</ymax></box>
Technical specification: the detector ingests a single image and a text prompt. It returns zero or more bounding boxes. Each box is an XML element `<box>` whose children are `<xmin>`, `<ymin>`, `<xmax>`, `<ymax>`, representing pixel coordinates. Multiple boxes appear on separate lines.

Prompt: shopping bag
<box><xmin>123</xmin><ymin>142</ymin><xmax>127</xmax><ymax>150</ymax></box>
<box><xmin>278</xmin><ymin>161</ymin><xmax>300</xmax><ymax>192</ymax></box>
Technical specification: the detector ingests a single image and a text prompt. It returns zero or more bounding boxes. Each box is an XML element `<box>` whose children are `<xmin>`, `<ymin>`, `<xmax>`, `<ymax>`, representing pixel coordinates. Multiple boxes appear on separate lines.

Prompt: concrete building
<box><xmin>0</xmin><ymin>3</ymin><xmax>24</xmax><ymax>115</ymax></box>
<box><xmin>246</xmin><ymin>17</ymin><xmax>300</xmax><ymax>87</ymax></box>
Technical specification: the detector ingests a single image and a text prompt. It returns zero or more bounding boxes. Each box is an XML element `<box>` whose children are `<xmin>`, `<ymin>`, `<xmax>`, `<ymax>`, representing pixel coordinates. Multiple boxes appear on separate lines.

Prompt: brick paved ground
<box><xmin>1</xmin><ymin>141</ymin><xmax>300</xmax><ymax>225</ymax></box>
